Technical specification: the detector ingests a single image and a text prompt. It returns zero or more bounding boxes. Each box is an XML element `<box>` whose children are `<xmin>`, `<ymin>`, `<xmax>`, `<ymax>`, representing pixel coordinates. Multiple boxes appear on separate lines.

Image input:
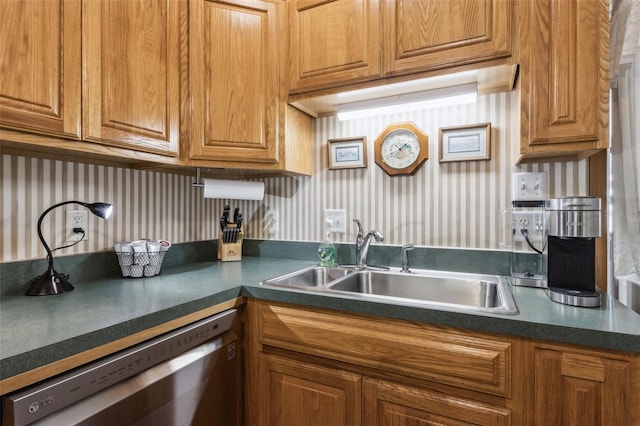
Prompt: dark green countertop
<box><xmin>1</xmin><ymin>245</ymin><xmax>639</xmax><ymax>388</ymax></box>
<box><xmin>0</xmin><ymin>257</ymin><xmax>316</xmax><ymax>383</ymax></box>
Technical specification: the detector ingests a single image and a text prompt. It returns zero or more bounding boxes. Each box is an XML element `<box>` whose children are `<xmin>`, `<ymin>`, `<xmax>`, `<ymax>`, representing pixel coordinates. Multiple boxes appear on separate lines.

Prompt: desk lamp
<box><xmin>27</xmin><ymin>201</ymin><xmax>113</xmax><ymax>296</ymax></box>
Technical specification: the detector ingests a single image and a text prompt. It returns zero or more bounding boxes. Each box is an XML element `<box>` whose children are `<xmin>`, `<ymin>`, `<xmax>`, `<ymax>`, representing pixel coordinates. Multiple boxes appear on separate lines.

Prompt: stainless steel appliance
<box><xmin>545</xmin><ymin>197</ymin><xmax>602</xmax><ymax>307</ymax></box>
<box><xmin>2</xmin><ymin>309</ymin><xmax>241</xmax><ymax>426</ymax></box>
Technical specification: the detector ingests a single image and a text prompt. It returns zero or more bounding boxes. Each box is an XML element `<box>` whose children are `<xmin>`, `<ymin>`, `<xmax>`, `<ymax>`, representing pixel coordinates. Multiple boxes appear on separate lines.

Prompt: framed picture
<box><xmin>328</xmin><ymin>137</ymin><xmax>368</xmax><ymax>170</ymax></box>
<box><xmin>439</xmin><ymin>123</ymin><xmax>491</xmax><ymax>162</ymax></box>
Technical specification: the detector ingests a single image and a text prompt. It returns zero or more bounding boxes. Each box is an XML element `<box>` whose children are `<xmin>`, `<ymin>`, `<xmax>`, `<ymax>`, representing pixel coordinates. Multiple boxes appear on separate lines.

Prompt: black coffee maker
<box><xmin>545</xmin><ymin>197</ymin><xmax>602</xmax><ymax>307</ymax></box>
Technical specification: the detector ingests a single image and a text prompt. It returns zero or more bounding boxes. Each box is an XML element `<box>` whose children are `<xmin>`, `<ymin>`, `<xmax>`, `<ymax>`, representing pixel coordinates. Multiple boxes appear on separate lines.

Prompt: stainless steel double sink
<box><xmin>260</xmin><ymin>265</ymin><xmax>519</xmax><ymax>315</ymax></box>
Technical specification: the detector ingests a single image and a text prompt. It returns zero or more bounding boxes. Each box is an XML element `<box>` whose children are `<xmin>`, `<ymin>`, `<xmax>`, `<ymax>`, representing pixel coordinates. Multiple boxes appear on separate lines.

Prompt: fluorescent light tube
<box><xmin>336</xmin><ymin>83</ymin><xmax>478</xmax><ymax>121</ymax></box>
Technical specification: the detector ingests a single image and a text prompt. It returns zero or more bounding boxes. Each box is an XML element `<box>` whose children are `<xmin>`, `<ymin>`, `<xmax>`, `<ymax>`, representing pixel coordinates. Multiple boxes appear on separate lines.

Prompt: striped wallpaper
<box><xmin>0</xmin><ymin>90</ymin><xmax>589</xmax><ymax>263</ymax></box>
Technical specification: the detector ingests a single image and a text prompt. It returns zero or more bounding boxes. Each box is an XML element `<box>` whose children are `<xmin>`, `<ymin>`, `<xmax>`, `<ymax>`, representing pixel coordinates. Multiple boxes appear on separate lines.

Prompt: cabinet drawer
<box><xmin>257</xmin><ymin>303</ymin><xmax>512</xmax><ymax>397</ymax></box>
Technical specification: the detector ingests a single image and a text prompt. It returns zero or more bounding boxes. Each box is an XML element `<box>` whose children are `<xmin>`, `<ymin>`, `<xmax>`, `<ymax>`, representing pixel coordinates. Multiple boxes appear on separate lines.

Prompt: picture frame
<box><xmin>438</xmin><ymin>123</ymin><xmax>491</xmax><ymax>162</ymax></box>
<box><xmin>327</xmin><ymin>137</ymin><xmax>368</xmax><ymax>170</ymax></box>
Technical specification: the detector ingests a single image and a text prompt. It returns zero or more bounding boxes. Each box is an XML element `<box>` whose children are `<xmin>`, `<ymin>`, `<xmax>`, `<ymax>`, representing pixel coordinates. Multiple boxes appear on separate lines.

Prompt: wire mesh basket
<box><xmin>115</xmin><ymin>250</ymin><xmax>167</xmax><ymax>278</ymax></box>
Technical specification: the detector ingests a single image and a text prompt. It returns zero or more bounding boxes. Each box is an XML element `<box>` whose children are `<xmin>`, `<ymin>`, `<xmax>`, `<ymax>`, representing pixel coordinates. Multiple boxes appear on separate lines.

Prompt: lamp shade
<box><xmin>86</xmin><ymin>202</ymin><xmax>113</xmax><ymax>219</ymax></box>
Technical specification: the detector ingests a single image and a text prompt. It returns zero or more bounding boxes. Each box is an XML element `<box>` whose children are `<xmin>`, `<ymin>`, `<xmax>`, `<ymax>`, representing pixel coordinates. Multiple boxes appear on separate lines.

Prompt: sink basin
<box><xmin>328</xmin><ymin>270</ymin><xmax>513</xmax><ymax>311</ymax></box>
<box><xmin>260</xmin><ymin>266</ymin><xmax>354</xmax><ymax>288</ymax></box>
<box><xmin>261</xmin><ymin>266</ymin><xmax>518</xmax><ymax>315</ymax></box>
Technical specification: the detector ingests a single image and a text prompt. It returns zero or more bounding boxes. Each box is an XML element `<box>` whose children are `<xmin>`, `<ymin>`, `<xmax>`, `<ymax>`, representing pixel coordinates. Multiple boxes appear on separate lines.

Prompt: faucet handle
<box><xmin>400</xmin><ymin>243</ymin><xmax>415</xmax><ymax>273</ymax></box>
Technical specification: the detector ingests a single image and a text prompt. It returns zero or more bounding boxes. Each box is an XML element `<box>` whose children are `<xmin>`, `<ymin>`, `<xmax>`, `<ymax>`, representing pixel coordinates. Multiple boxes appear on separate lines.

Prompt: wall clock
<box><xmin>374</xmin><ymin>122</ymin><xmax>428</xmax><ymax>176</ymax></box>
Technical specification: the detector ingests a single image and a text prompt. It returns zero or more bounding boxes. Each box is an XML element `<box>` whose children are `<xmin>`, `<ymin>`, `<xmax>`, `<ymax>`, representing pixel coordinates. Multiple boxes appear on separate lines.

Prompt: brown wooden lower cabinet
<box><xmin>363</xmin><ymin>378</ymin><xmax>511</xmax><ymax>426</ymax></box>
<box><xmin>530</xmin><ymin>344</ymin><xmax>636</xmax><ymax>426</ymax></box>
<box><xmin>260</xmin><ymin>352</ymin><xmax>511</xmax><ymax>426</ymax></box>
<box><xmin>245</xmin><ymin>300</ymin><xmax>639</xmax><ymax>426</ymax></box>
<box><xmin>261</xmin><ymin>354</ymin><xmax>362</xmax><ymax>426</ymax></box>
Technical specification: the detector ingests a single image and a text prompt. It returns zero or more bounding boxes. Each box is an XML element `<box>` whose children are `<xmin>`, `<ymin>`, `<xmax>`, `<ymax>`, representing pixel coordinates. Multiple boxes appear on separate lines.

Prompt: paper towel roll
<box><xmin>203</xmin><ymin>178</ymin><xmax>265</xmax><ymax>200</ymax></box>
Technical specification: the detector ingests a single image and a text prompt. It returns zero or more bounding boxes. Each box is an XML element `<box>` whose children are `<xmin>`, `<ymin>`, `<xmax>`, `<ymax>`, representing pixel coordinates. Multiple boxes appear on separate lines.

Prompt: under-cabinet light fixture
<box><xmin>336</xmin><ymin>83</ymin><xmax>478</xmax><ymax>121</ymax></box>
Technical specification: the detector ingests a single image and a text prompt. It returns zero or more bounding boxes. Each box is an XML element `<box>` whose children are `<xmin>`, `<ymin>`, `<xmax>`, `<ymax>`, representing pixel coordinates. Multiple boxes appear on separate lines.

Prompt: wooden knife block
<box><xmin>217</xmin><ymin>227</ymin><xmax>243</xmax><ymax>262</ymax></box>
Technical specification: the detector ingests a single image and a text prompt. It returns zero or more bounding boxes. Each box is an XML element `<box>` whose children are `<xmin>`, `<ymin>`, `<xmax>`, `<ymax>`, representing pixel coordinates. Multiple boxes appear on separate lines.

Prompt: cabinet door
<box><xmin>533</xmin><ymin>347</ymin><xmax>631</xmax><ymax>425</ymax></box>
<box><xmin>289</xmin><ymin>0</ymin><xmax>382</xmax><ymax>93</ymax></box>
<box><xmin>363</xmin><ymin>378</ymin><xmax>511</xmax><ymax>426</ymax></box>
<box><xmin>261</xmin><ymin>354</ymin><xmax>362</xmax><ymax>426</ymax></box>
<box><xmin>0</xmin><ymin>0</ymin><xmax>81</xmax><ymax>139</ymax></box>
<box><xmin>383</xmin><ymin>0</ymin><xmax>511</xmax><ymax>76</ymax></box>
<box><xmin>83</xmin><ymin>0</ymin><xmax>180</xmax><ymax>156</ymax></box>
<box><xmin>518</xmin><ymin>0</ymin><xmax>609</xmax><ymax>162</ymax></box>
<box><xmin>189</xmin><ymin>0</ymin><xmax>279</xmax><ymax>164</ymax></box>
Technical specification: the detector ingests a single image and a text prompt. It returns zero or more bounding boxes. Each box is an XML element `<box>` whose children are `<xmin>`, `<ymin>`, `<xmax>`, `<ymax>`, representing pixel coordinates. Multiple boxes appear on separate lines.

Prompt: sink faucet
<box><xmin>353</xmin><ymin>219</ymin><xmax>384</xmax><ymax>269</ymax></box>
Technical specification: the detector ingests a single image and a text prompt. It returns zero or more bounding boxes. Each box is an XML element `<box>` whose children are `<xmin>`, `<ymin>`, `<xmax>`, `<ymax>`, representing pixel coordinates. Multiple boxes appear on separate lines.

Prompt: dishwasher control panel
<box><xmin>2</xmin><ymin>309</ymin><xmax>237</xmax><ymax>426</ymax></box>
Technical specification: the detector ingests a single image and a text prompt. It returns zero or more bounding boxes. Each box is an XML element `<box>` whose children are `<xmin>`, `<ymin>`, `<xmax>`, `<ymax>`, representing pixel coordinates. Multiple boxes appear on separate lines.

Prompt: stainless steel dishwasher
<box><xmin>2</xmin><ymin>309</ymin><xmax>241</xmax><ymax>426</ymax></box>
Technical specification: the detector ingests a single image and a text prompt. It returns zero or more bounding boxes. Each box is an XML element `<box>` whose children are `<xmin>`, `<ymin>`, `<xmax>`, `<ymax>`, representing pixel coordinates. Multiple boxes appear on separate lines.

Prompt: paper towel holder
<box><xmin>192</xmin><ymin>168</ymin><xmax>205</xmax><ymax>188</ymax></box>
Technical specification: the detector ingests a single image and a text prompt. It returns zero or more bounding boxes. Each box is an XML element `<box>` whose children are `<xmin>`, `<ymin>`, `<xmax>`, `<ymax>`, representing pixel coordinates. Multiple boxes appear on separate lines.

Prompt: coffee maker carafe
<box><xmin>545</xmin><ymin>197</ymin><xmax>602</xmax><ymax>307</ymax></box>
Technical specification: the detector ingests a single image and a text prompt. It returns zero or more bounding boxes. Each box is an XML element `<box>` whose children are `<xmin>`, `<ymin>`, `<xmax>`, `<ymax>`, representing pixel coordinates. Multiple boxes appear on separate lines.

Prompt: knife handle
<box><xmin>236</xmin><ymin>213</ymin><xmax>243</xmax><ymax>231</ymax></box>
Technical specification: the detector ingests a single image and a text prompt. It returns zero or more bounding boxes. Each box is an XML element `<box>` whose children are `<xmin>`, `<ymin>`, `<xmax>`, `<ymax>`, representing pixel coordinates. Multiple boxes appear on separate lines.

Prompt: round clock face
<box><xmin>380</xmin><ymin>129</ymin><xmax>421</xmax><ymax>169</ymax></box>
<box><xmin>374</xmin><ymin>122</ymin><xmax>428</xmax><ymax>176</ymax></box>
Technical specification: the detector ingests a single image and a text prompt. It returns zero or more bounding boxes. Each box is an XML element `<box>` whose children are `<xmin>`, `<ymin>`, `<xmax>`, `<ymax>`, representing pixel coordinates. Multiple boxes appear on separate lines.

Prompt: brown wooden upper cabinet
<box><xmin>288</xmin><ymin>0</ymin><xmax>382</xmax><ymax>94</ymax></box>
<box><xmin>186</xmin><ymin>0</ymin><xmax>313</xmax><ymax>175</ymax></box>
<box><xmin>188</xmin><ymin>0</ymin><xmax>280</xmax><ymax>164</ymax></box>
<box><xmin>383</xmin><ymin>0</ymin><xmax>512</xmax><ymax>77</ymax></box>
<box><xmin>0</xmin><ymin>0</ymin><xmax>180</xmax><ymax>157</ymax></box>
<box><xmin>288</xmin><ymin>0</ymin><xmax>513</xmax><ymax>95</ymax></box>
<box><xmin>83</xmin><ymin>0</ymin><xmax>180</xmax><ymax>156</ymax></box>
<box><xmin>0</xmin><ymin>0</ymin><xmax>82</xmax><ymax>140</ymax></box>
<box><xmin>517</xmin><ymin>0</ymin><xmax>609</xmax><ymax>163</ymax></box>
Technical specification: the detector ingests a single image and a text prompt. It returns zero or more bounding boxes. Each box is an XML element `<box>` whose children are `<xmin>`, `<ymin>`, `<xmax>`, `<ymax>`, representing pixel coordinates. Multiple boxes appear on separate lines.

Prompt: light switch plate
<box><xmin>264</xmin><ymin>210</ymin><xmax>279</xmax><ymax>234</ymax></box>
<box><xmin>324</xmin><ymin>209</ymin><xmax>346</xmax><ymax>233</ymax></box>
<box><xmin>512</xmin><ymin>172</ymin><xmax>548</xmax><ymax>201</ymax></box>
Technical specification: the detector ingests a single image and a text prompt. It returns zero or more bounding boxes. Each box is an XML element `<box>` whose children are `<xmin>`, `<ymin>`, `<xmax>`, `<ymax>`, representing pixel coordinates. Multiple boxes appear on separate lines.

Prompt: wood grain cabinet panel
<box><xmin>247</xmin><ymin>301</ymin><xmax>639</xmax><ymax>426</ymax></box>
<box><xmin>0</xmin><ymin>0</ymin><xmax>81</xmax><ymax>139</ymax></box>
<box><xmin>363</xmin><ymin>378</ymin><xmax>511</xmax><ymax>426</ymax></box>
<box><xmin>262</xmin><ymin>354</ymin><xmax>362</xmax><ymax>426</ymax></box>
<box><xmin>83</xmin><ymin>0</ymin><xmax>180</xmax><ymax>156</ymax></box>
<box><xmin>247</xmin><ymin>301</ymin><xmax>522</xmax><ymax>426</ymax></box>
<box><xmin>532</xmin><ymin>346</ymin><xmax>634</xmax><ymax>426</ymax></box>
<box><xmin>288</xmin><ymin>0</ymin><xmax>382</xmax><ymax>93</ymax></box>
<box><xmin>257</xmin><ymin>303</ymin><xmax>512</xmax><ymax>397</ymax></box>
<box><xmin>383</xmin><ymin>0</ymin><xmax>512</xmax><ymax>76</ymax></box>
<box><xmin>518</xmin><ymin>0</ymin><xmax>609</xmax><ymax>163</ymax></box>
<box><xmin>188</xmin><ymin>0</ymin><xmax>279</xmax><ymax>164</ymax></box>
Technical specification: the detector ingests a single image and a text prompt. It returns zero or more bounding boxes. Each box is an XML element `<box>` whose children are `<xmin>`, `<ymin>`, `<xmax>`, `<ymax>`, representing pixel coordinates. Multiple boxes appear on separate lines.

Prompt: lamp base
<box><xmin>26</xmin><ymin>269</ymin><xmax>74</xmax><ymax>296</ymax></box>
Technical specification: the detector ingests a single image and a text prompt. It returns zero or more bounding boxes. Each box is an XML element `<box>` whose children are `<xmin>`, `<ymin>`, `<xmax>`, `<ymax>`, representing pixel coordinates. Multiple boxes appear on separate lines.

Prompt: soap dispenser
<box><xmin>317</xmin><ymin>232</ymin><xmax>336</xmax><ymax>267</ymax></box>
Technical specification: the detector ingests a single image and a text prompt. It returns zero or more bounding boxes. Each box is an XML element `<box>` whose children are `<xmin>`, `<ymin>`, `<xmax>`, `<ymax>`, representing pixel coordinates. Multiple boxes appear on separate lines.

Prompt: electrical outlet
<box><xmin>264</xmin><ymin>210</ymin><xmax>279</xmax><ymax>234</ymax></box>
<box><xmin>324</xmin><ymin>209</ymin><xmax>346</xmax><ymax>233</ymax></box>
<box><xmin>512</xmin><ymin>172</ymin><xmax>548</xmax><ymax>201</ymax></box>
<box><xmin>512</xmin><ymin>212</ymin><xmax>545</xmax><ymax>243</ymax></box>
<box><xmin>66</xmin><ymin>210</ymin><xmax>88</xmax><ymax>242</ymax></box>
